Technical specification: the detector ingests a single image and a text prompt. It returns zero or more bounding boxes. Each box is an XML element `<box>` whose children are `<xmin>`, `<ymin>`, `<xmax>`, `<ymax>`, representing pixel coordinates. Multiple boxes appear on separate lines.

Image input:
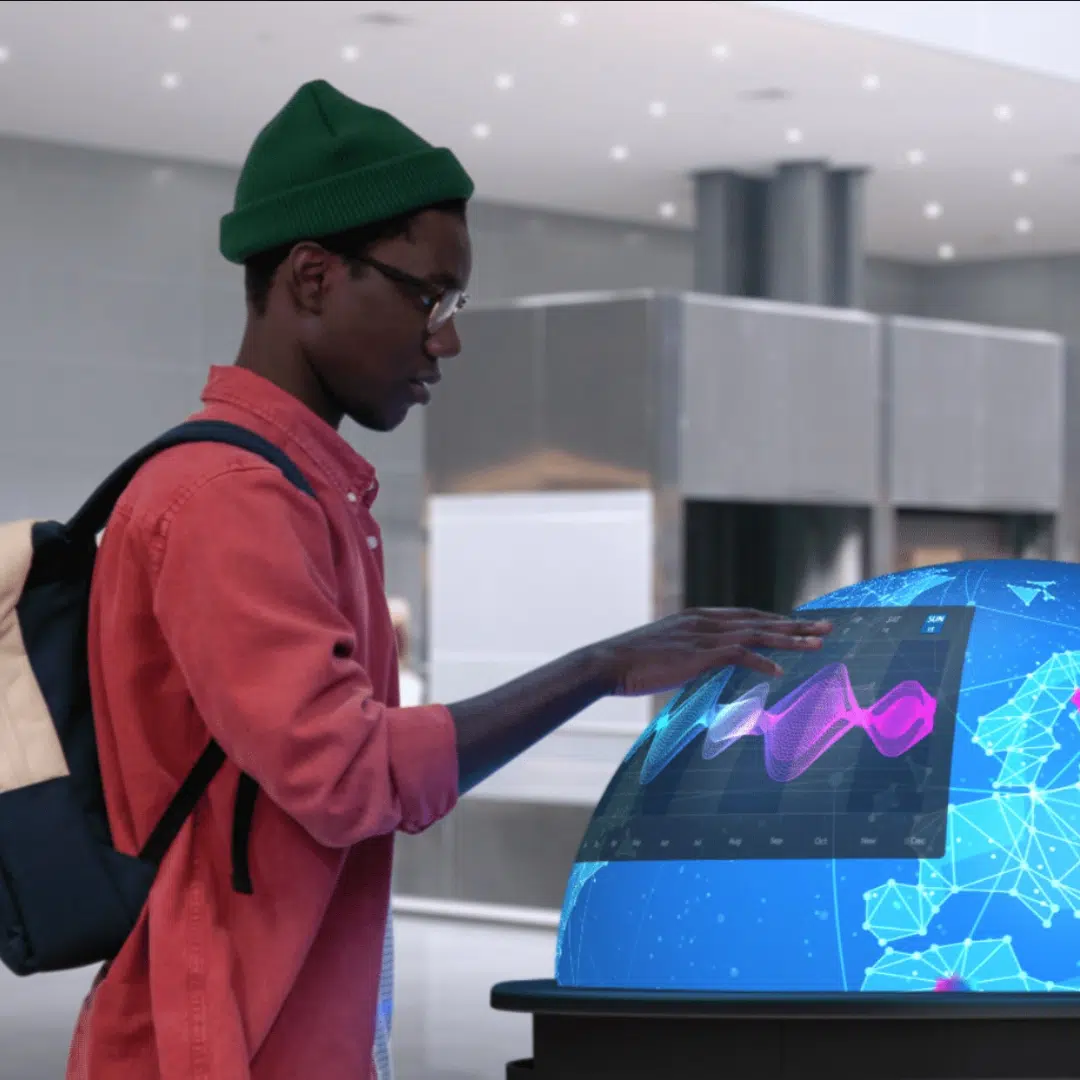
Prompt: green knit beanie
<box><xmin>219</xmin><ymin>80</ymin><xmax>475</xmax><ymax>264</ymax></box>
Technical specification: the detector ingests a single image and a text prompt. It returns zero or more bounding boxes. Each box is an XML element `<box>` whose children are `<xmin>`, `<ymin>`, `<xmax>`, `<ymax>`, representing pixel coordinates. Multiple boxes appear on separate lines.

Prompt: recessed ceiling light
<box><xmin>785</xmin><ymin>127</ymin><xmax>803</xmax><ymax>144</ymax></box>
<box><xmin>356</xmin><ymin>10</ymin><xmax>412</xmax><ymax>28</ymax></box>
<box><xmin>710</xmin><ymin>43</ymin><xmax>730</xmax><ymax>60</ymax></box>
<box><xmin>741</xmin><ymin>86</ymin><xmax>791</xmax><ymax>103</ymax></box>
<box><xmin>494</xmin><ymin>72</ymin><xmax>514</xmax><ymax>91</ymax></box>
<box><xmin>610</xmin><ymin>145</ymin><xmax>629</xmax><ymax>162</ymax></box>
<box><xmin>938</xmin><ymin>243</ymin><xmax>956</xmax><ymax>261</ymax></box>
<box><xmin>0</xmin><ymin>46</ymin><xmax>10</xmax><ymax>64</ymax></box>
<box><xmin>168</xmin><ymin>13</ymin><xmax>190</xmax><ymax>31</ymax></box>
<box><xmin>560</xmin><ymin>10</ymin><xmax>579</xmax><ymax>27</ymax></box>
<box><xmin>906</xmin><ymin>149</ymin><xmax>926</xmax><ymax>166</ymax></box>
<box><xmin>993</xmin><ymin>104</ymin><xmax>1013</xmax><ymax>122</ymax></box>
<box><xmin>923</xmin><ymin>201</ymin><xmax>943</xmax><ymax>220</ymax></box>
<box><xmin>1011</xmin><ymin>168</ymin><xmax>1029</xmax><ymax>186</ymax></box>
<box><xmin>648</xmin><ymin>101</ymin><xmax>667</xmax><ymax>119</ymax></box>
<box><xmin>862</xmin><ymin>73</ymin><xmax>881</xmax><ymax>91</ymax></box>
<box><xmin>341</xmin><ymin>44</ymin><xmax>361</xmax><ymax>62</ymax></box>
<box><xmin>161</xmin><ymin>72</ymin><xmax>181</xmax><ymax>90</ymax></box>
<box><xmin>658</xmin><ymin>202</ymin><xmax>677</xmax><ymax>220</ymax></box>
<box><xmin>471</xmin><ymin>122</ymin><xmax>491</xmax><ymax>139</ymax></box>
<box><xmin>1015</xmin><ymin>216</ymin><xmax>1033</xmax><ymax>234</ymax></box>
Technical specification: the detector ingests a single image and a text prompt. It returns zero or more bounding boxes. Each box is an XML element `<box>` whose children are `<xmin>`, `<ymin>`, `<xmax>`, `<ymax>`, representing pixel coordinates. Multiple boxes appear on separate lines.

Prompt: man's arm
<box><xmin>152</xmin><ymin>462</ymin><xmax>829</xmax><ymax>833</ymax></box>
<box><xmin>449</xmin><ymin>610</ymin><xmax>830</xmax><ymax>794</ymax></box>
<box><xmin>449</xmin><ymin>647</ymin><xmax>608</xmax><ymax>793</ymax></box>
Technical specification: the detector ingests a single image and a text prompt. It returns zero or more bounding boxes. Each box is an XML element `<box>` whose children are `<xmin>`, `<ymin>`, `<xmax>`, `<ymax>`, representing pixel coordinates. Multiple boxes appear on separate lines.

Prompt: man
<box><xmin>68</xmin><ymin>80</ymin><xmax>830</xmax><ymax>1080</ymax></box>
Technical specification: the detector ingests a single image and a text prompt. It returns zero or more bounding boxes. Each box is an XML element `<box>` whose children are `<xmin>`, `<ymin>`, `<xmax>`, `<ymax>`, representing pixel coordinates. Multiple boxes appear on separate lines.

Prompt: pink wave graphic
<box><xmin>701</xmin><ymin>663</ymin><xmax>937</xmax><ymax>783</ymax></box>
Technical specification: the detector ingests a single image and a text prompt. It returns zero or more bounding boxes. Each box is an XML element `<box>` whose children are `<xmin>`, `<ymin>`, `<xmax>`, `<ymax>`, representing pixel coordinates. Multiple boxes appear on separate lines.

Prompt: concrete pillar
<box><xmin>765</xmin><ymin>161</ymin><xmax>829</xmax><ymax>305</ymax></box>
<box><xmin>693</xmin><ymin>161</ymin><xmax>868</xmax><ymax>309</ymax></box>
<box><xmin>827</xmin><ymin>168</ymin><xmax>868</xmax><ymax>308</ymax></box>
<box><xmin>693</xmin><ymin>170</ymin><xmax>767</xmax><ymax>297</ymax></box>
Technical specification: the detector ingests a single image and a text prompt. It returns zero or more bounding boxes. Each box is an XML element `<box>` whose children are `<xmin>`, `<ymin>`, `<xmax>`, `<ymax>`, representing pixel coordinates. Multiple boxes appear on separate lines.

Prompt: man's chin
<box><xmin>348</xmin><ymin>403</ymin><xmax>408</xmax><ymax>434</ymax></box>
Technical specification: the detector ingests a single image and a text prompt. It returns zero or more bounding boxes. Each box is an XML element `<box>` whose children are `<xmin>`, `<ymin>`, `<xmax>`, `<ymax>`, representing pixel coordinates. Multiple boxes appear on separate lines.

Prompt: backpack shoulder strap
<box><xmin>66</xmin><ymin>419</ymin><xmax>315</xmax><ymax>542</ymax></box>
<box><xmin>67</xmin><ymin>419</ymin><xmax>316</xmax><ymax>887</ymax></box>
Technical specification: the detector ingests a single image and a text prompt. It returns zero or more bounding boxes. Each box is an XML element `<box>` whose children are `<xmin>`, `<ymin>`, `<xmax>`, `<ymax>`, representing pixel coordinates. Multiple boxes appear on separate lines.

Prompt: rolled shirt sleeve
<box><xmin>147</xmin><ymin>460</ymin><xmax>459</xmax><ymax>847</ymax></box>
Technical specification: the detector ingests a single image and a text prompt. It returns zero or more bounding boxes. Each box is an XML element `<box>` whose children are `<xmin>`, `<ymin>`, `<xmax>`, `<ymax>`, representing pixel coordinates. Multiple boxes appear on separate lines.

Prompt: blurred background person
<box><xmin>389</xmin><ymin>596</ymin><xmax>425</xmax><ymax>706</ymax></box>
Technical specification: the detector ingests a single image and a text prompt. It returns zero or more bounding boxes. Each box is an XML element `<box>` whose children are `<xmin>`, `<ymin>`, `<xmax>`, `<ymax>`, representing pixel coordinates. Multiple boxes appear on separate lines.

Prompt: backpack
<box><xmin>0</xmin><ymin>419</ymin><xmax>314</xmax><ymax>976</ymax></box>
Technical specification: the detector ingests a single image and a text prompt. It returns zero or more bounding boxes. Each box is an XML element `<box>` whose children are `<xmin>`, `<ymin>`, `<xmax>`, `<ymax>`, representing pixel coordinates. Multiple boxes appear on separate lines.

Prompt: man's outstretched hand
<box><xmin>451</xmin><ymin>607</ymin><xmax>832</xmax><ymax>793</ymax></box>
<box><xmin>590</xmin><ymin>608</ymin><xmax>832</xmax><ymax>697</ymax></box>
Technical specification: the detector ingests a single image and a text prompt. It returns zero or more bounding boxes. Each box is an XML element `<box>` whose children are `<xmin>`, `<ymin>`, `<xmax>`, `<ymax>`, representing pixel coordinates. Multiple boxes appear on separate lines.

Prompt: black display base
<box><xmin>491</xmin><ymin>979</ymin><xmax>1080</xmax><ymax>1079</ymax></box>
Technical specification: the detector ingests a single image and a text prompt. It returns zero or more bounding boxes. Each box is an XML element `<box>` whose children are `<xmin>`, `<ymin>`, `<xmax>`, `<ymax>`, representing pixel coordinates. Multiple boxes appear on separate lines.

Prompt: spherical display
<box><xmin>556</xmin><ymin>561</ymin><xmax>1080</xmax><ymax>993</ymax></box>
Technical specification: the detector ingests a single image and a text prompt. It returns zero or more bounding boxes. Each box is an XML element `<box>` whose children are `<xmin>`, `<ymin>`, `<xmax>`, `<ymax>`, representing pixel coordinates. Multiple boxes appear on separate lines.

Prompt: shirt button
<box><xmin>346</xmin><ymin>492</ymin><xmax>359</xmax><ymax>504</ymax></box>
<box><xmin>367</xmin><ymin>535</ymin><xmax>379</xmax><ymax>550</ymax></box>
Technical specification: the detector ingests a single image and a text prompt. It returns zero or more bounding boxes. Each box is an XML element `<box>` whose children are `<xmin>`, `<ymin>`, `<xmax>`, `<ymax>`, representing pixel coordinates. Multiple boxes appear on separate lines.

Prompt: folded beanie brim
<box><xmin>219</xmin><ymin>145</ymin><xmax>475</xmax><ymax>264</ymax></box>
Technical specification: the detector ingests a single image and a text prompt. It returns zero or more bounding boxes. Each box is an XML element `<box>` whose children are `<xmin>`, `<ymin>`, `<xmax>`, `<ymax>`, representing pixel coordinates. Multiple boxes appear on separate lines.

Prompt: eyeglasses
<box><xmin>354</xmin><ymin>255</ymin><xmax>468</xmax><ymax>333</ymax></box>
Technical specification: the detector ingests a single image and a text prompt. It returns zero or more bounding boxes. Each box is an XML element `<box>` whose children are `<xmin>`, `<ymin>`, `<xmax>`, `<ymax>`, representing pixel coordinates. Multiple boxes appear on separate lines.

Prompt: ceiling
<box><xmin>0</xmin><ymin>0</ymin><xmax>1079</xmax><ymax>263</ymax></box>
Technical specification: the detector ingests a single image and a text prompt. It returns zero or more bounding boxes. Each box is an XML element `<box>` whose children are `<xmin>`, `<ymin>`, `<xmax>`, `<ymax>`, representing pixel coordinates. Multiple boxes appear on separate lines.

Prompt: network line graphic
<box><xmin>638</xmin><ymin>663</ymin><xmax>937</xmax><ymax>786</ymax></box>
<box><xmin>861</xmin><ymin>646</ymin><xmax>1080</xmax><ymax>992</ymax></box>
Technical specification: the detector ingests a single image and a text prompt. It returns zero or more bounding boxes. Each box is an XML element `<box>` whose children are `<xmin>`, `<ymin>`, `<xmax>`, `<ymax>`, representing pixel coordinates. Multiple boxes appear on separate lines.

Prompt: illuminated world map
<box><xmin>555</xmin><ymin>561</ymin><xmax>1080</xmax><ymax>993</ymax></box>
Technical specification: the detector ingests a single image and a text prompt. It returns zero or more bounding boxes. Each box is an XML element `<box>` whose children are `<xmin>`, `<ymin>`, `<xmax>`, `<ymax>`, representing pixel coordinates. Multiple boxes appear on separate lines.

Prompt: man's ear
<box><xmin>284</xmin><ymin>243</ymin><xmax>337</xmax><ymax>314</ymax></box>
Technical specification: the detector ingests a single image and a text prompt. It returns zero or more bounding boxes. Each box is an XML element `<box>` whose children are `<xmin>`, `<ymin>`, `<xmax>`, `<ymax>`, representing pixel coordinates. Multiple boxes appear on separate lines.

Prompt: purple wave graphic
<box><xmin>700</xmin><ymin>663</ymin><xmax>937</xmax><ymax>782</ymax></box>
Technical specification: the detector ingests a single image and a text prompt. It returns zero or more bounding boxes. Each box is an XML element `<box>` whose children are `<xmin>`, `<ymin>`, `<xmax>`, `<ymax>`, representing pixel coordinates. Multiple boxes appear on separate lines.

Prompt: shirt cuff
<box><xmin>388</xmin><ymin>703</ymin><xmax>459</xmax><ymax>834</ymax></box>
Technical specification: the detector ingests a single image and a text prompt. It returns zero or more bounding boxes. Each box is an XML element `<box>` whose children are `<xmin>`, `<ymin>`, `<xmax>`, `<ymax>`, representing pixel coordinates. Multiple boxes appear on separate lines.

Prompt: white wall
<box><xmin>428</xmin><ymin>491</ymin><xmax>656</xmax><ymax>805</ymax></box>
<box><xmin>757</xmin><ymin>0</ymin><xmax>1080</xmax><ymax>82</ymax></box>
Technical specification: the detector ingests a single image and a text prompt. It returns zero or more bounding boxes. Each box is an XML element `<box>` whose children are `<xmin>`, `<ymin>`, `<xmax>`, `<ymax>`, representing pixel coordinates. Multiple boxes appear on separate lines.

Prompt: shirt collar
<box><xmin>200</xmin><ymin>365</ymin><xmax>380</xmax><ymax>507</ymax></box>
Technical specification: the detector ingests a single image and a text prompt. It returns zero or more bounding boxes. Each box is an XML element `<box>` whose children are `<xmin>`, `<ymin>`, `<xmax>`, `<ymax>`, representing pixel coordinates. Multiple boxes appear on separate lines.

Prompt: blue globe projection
<box><xmin>556</xmin><ymin>561</ymin><xmax>1080</xmax><ymax>994</ymax></box>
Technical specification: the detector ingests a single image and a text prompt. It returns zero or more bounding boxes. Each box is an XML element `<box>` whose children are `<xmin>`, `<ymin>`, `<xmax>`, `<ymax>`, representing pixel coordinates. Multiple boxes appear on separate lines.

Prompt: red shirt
<box><xmin>67</xmin><ymin>365</ymin><xmax>459</xmax><ymax>1080</ymax></box>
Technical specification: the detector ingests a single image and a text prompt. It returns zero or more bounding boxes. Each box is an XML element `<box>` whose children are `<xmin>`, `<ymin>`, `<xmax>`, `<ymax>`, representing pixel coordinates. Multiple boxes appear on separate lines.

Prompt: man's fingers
<box><xmin>738</xmin><ymin>630</ymin><xmax>825</xmax><ymax>652</ymax></box>
<box><xmin>705</xmin><ymin>629</ymin><xmax>827</xmax><ymax>679</ymax></box>
<box><xmin>714</xmin><ymin>644</ymin><xmax>783</xmax><ymax>678</ymax></box>
<box><xmin>692</xmin><ymin>607</ymin><xmax>787</xmax><ymax>622</ymax></box>
<box><xmin>697</xmin><ymin>617</ymin><xmax>831</xmax><ymax>641</ymax></box>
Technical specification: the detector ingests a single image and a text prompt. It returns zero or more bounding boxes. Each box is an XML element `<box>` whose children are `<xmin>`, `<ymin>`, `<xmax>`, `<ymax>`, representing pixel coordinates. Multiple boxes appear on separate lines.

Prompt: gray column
<box><xmin>827</xmin><ymin>168</ymin><xmax>868</xmax><ymax>308</ymax></box>
<box><xmin>693</xmin><ymin>170</ymin><xmax>767</xmax><ymax>297</ymax></box>
<box><xmin>695</xmin><ymin>161</ymin><xmax>869</xmax><ymax>309</ymax></box>
<box><xmin>765</xmin><ymin>161</ymin><xmax>828</xmax><ymax>305</ymax></box>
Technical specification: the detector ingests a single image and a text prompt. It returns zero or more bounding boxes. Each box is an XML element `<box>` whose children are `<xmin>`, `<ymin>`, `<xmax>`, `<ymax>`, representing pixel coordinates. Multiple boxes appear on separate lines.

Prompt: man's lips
<box><xmin>407</xmin><ymin>373</ymin><xmax>439</xmax><ymax>403</ymax></box>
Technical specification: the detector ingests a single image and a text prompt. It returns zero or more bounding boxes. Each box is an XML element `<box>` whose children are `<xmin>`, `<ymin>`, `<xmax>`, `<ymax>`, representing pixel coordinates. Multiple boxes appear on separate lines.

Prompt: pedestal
<box><xmin>491</xmin><ymin>979</ymin><xmax>1080</xmax><ymax>1079</ymax></box>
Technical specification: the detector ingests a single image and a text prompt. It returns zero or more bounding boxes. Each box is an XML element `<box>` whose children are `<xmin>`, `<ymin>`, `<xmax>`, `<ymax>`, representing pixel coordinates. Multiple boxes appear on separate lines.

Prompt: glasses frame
<box><xmin>352</xmin><ymin>255</ymin><xmax>468</xmax><ymax>333</ymax></box>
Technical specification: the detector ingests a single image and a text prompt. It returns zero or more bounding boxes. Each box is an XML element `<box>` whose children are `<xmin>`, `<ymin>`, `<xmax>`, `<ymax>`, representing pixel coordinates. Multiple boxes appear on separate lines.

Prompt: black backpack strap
<box><xmin>67</xmin><ymin>419</ymin><xmax>315</xmax><ymax>543</ymax></box>
<box><xmin>231</xmin><ymin>774</ymin><xmax>259</xmax><ymax>895</ymax></box>
<box><xmin>139</xmin><ymin>741</ymin><xmax>227</xmax><ymax>865</ymax></box>
<box><xmin>80</xmin><ymin>420</ymin><xmax>317</xmax><ymax>892</ymax></box>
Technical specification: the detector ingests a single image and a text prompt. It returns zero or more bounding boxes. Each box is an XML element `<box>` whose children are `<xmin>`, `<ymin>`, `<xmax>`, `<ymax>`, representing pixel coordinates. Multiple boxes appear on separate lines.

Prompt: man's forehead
<box><xmin>396</xmin><ymin>212</ymin><xmax>472</xmax><ymax>284</ymax></box>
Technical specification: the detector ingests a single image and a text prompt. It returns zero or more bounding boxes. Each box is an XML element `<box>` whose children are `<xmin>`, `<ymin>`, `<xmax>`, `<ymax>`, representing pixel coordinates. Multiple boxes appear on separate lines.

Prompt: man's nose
<box><xmin>426</xmin><ymin>317</ymin><xmax>462</xmax><ymax>359</ymax></box>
